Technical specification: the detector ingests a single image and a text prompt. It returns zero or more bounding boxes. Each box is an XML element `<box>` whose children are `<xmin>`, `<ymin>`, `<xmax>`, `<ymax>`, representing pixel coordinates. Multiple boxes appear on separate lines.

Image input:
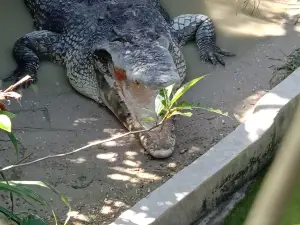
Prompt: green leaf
<box><xmin>165</xmin><ymin>83</ymin><xmax>175</xmax><ymax>99</ymax></box>
<box><xmin>161</xmin><ymin>83</ymin><xmax>175</xmax><ymax>108</ymax></box>
<box><xmin>198</xmin><ymin>107</ymin><xmax>228</xmax><ymax>116</ymax></box>
<box><xmin>0</xmin><ymin>114</ymin><xmax>12</xmax><ymax>132</ymax></box>
<box><xmin>20</xmin><ymin>214</ymin><xmax>47</xmax><ymax>225</ymax></box>
<box><xmin>166</xmin><ymin>111</ymin><xmax>193</xmax><ymax>119</ymax></box>
<box><xmin>8</xmin><ymin>181</ymin><xmax>72</xmax><ymax>212</ymax></box>
<box><xmin>0</xmin><ymin>181</ymin><xmax>71</xmax><ymax>225</ymax></box>
<box><xmin>52</xmin><ymin>210</ymin><xmax>58</xmax><ymax>225</ymax></box>
<box><xmin>7</xmin><ymin>132</ymin><xmax>19</xmax><ymax>159</ymax></box>
<box><xmin>155</xmin><ymin>83</ymin><xmax>175</xmax><ymax>116</ymax></box>
<box><xmin>0</xmin><ymin>182</ymin><xmax>48</xmax><ymax>206</ymax></box>
<box><xmin>174</xmin><ymin>101</ymin><xmax>229</xmax><ymax>117</ymax></box>
<box><xmin>0</xmin><ymin>110</ymin><xmax>16</xmax><ymax>119</ymax></box>
<box><xmin>42</xmin><ymin>182</ymin><xmax>72</xmax><ymax>225</ymax></box>
<box><xmin>0</xmin><ymin>206</ymin><xmax>21</xmax><ymax>224</ymax></box>
<box><xmin>155</xmin><ymin>93</ymin><xmax>165</xmax><ymax>116</ymax></box>
<box><xmin>141</xmin><ymin>117</ymin><xmax>156</xmax><ymax>122</ymax></box>
<box><xmin>174</xmin><ymin>101</ymin><xmax>198</xmax><ymax>110</ymax></box>
<box><xmin>16</xmin><ymin>181</ymin><xmax>72</xmax><ymax>225</ymax></box>
<box><xmin>170</xmin><ymin>75</ymin><xmax>207</xmax><ymax>107</ymax></box>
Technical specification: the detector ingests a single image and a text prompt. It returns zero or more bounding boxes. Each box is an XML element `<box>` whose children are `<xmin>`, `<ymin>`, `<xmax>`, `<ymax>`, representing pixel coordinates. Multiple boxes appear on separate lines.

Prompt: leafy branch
<box><xmin>0</xmin><ymin>75</ymin><xmax>31</xmax><ymax>161</ymax></box>
<box><xmin>0</xmin><ymin>75</ymin><xmax>71</xmax><ymax>225</ymax></box>
<box><xmin>144</xmin><ymin>75</ymin><xmax>228</xmax><ymax>123</ymax></box>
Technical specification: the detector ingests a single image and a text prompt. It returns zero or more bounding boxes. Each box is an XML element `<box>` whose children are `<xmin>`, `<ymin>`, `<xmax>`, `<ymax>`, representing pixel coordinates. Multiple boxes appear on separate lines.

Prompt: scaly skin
<box><xmin>4</xmin><ymin>0</ymin><xmax>235</xmax><ymax>158</ymax></box>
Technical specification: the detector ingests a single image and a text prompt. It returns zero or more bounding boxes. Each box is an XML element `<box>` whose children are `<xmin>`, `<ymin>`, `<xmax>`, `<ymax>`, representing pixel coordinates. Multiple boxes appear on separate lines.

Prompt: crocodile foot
<box><xmin>205</xmin><ymin>46</ymin><xmax>236</xmax><ymax>66</ymax></box>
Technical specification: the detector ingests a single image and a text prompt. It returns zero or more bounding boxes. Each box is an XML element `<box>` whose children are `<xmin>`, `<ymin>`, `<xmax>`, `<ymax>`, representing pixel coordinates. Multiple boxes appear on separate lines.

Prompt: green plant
<box><xmin>143</xmin><ymin>75</ymin><xmax>228</xmax><ymax>124</ymax></box>
<box><xmin>0</xmin><ymin>76</ymin><xmax>71</xmax><ymax>225</ymax></box>
<box><xmin>270</xmin><ymin>48</ymin><xmax>300</xmax><ymax>88</ymax></box>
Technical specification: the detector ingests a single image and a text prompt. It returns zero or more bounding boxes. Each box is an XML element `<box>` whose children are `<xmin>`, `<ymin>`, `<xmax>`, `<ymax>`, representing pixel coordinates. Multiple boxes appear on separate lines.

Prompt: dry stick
<box><xmin>244</xmin><ymin>101</ymin><xmax>300</xmax><ymax>225</ymax></box>
<box><xmin>0</xmin><ymin>75</ymin><xmax>31</xmax><ymax>102</ymax></box>
<box><xmin>4</xmin><ymin>75</ymin><xmax>32</xmax><ymax>92</ymax></box>
<box><xmin>0</xmin><ymin>122</ymin><xmax>162</xmax><ymax>172</ymax></box>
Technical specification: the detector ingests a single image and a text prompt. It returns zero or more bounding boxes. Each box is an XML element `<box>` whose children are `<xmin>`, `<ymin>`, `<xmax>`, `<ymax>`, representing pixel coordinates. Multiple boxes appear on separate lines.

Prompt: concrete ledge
<box><xmin>110</xmin><ymin>68</ymin><xmax>300</xmax><ymax>225</ymax></box>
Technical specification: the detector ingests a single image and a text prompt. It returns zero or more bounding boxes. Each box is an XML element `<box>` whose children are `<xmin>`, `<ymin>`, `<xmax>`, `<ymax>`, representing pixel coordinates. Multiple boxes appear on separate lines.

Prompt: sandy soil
<box><xmin>0</xmin><ymin>0</ymin><xmax>300</xmax><ymax>224</ymax></box>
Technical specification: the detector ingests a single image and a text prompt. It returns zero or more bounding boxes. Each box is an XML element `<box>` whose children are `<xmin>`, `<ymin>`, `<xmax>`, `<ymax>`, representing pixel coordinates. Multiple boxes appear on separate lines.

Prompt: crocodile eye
<box><xmin>93</xmin><ymin>49</ymin><xmax>112</xmax><ymax>65</ymax></box>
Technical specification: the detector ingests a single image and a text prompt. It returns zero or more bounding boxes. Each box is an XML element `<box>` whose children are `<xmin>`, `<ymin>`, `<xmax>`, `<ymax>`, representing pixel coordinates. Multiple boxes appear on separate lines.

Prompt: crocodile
<box><xmin>4</xmin><ymin>0</ymin><xmax>235</xmax><ymax>158</ymax></box>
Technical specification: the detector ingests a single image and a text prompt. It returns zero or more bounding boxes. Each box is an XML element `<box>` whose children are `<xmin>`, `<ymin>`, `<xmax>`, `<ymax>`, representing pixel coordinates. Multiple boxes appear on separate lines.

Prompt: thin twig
<box><xmin>0</xmin><ymin>75</ymin><xmax>31</xmax><ymax>103</ymax></box>
<box><xmin>0</xmin><ymin>122</ymin><xmax>162</xmax><ymax>172</ymax></box>
<box><xmin>3</xmin><ymin>75</ymin><xmax>31</xmax><ymax>93</ymax></box>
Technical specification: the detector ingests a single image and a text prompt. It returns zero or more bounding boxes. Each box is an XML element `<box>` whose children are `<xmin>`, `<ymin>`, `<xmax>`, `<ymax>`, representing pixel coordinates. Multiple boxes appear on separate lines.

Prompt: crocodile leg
<box><xmin>4</xmin><ymin>30</ymin><xmax>66</xmax><ymax>87</ymax></box>
<box><xmin>171</xmin><ymin>14</ymin><xmax>235</xmax><ymax>66</ymax></box>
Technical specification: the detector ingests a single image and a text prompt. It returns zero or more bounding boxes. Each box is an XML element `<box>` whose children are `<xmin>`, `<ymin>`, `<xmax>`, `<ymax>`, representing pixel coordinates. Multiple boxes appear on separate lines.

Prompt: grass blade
<box><xmin>0</xmin><ymin>110</ymin><xmax>16</xmax><ymax>119</ymax></box>
<box><xmin>20</xmin><ymin>214</ymin><xmax>47</xmax><ymax>225</ymax></box>
<box><xmin>0</xmin><ymin>182</ymin><xmax>48</xmax><ymax>206</ymax></box>
<box><xmin>11</xmin><ymin>181</ymin><xmax>72</xmax><ymax>224</ymax></box>
<box><xmin>0</xmin><ymin>206</ymin><xmax>21</xmax><ymax>224</ymax></box>
<box><xmin>0</xmin><ymin>181</ymin><xmax>72</xmax><ymax>224</ymax></box>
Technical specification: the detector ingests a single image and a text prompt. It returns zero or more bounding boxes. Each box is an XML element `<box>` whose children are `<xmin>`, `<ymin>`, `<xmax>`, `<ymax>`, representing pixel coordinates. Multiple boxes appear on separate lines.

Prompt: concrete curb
<box><xmin>110</xmin><ymin>67</ymin><xmax>300</xmax><ymax>225</ymax></box>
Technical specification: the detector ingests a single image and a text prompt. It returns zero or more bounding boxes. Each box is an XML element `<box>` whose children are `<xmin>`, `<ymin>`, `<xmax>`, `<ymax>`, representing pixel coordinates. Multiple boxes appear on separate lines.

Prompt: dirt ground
<box><xmin>1</xmin><ymin>0</ymin><xmax>300</xmax><ymax>224</ymax></box>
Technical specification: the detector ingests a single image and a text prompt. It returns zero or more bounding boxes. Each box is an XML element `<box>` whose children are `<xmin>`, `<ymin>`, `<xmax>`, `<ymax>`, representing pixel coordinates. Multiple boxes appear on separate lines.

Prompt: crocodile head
<box><xmin>92</xmin><ymin>7</ymin><xmax>182</xmax><ymax>158</ymax></box>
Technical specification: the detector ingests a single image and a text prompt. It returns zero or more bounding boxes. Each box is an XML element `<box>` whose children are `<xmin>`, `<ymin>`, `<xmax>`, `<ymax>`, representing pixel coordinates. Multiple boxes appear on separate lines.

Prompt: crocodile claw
<box><xmin>203</xmin><ymin>46</ymin><xmax>235</xmax><ymax>67</ymax></box>
<box><xmin>216</xmin><ymin>46</ymin><xmax>236</xmax><ymax>57</ymax></box>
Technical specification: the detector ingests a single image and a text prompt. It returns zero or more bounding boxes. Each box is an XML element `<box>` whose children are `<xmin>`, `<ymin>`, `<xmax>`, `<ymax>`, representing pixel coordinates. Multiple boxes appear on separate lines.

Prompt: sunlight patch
<box><xmin>67</xmin><ymin>211</ymin><xmax>90</xmax><ymax>222</ymax></box>
<box><xmin>107</xmin><ymin>173</ymin><xmax>139</xmax><ymax>183</ymax></box>
<box><xmin>67</xmin><ymin>157</ymin><xmax>86</xmax><ymax>163</ymax></box>
<box><xmin>73</xmin><ymin>117</ymin><xmax>98</xmax><ymax>126</ymax></box>
<box><xmin>175</xmin><ymin>192</ymin><xmax>189</xmax><ymax>201</ymax></box>
<box><xmin>110</xmin><ymin>166</ymin><xmax>161</xmax><ymax>180</ymax></box>
<box><xmin>96</xmin><ymin>152</ymin><xmax>118</xmax><ymax>162</ymax></box>
<box><xmin>245</xmin><ymin>93</ymin><xmax>289</xmax><ymax>141</ymax></box>
<box><xmin>123</xmin><ymin>160</ymin><xmax>142</xmax><ymax>167</ymax></box>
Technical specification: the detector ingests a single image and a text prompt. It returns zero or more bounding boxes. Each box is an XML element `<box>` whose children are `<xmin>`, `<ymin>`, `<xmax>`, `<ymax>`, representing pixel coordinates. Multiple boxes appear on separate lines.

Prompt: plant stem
<box><xmin>0</xmin><ymin>120</ymin><xmax>164</xmax><ymax>172</ymax></box>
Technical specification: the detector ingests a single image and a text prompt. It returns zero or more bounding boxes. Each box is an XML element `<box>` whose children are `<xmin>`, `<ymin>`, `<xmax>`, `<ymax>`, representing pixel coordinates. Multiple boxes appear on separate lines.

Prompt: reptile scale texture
<box><xmin>5</xmin><ymin>0</ymin><xmax>235</xmax><ymax>158</ymax></box>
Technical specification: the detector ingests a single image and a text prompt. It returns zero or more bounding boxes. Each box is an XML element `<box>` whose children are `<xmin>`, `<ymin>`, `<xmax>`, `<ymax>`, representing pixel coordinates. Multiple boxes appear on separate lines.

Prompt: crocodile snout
<box><xmin>138</xmin><ymin>118</ymin><xmax>176</xmax><ymax>158</ymax></box>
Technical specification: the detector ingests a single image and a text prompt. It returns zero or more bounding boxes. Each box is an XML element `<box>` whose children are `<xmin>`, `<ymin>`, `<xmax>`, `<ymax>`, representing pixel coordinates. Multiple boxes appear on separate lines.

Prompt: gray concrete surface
<box><xmin>0</xmin><ymin>0</ymin><xmax>300</xmax><ymax>224</ymax></box>
<box><xmin>110</xmin><ymin>67</ymin><xmax>300</xmax><ymax>225</ymax></box>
